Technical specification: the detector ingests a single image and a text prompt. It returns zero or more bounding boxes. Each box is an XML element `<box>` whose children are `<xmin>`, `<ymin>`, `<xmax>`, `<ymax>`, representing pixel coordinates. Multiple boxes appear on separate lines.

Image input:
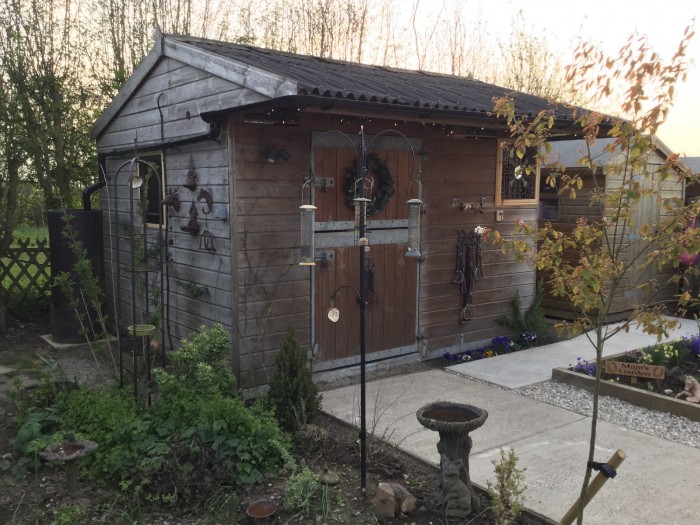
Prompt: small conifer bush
<box><xmin>267</xmin><ymin>326</ymin><xmax>322</xmax><ymax>431</ymax></box>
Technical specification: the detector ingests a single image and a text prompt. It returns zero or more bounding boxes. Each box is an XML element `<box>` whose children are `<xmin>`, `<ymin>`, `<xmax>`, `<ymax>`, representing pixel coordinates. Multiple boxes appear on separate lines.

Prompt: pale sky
<box><xmin>460</xmin><ymin>0</ymin><xmax>699</xmax><ymax>156</ymax></box>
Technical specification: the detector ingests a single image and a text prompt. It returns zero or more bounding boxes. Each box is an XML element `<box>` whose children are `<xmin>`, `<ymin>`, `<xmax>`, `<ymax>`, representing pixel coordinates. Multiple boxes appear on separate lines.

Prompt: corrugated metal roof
<box><xmin>175</xmin><ymin>36</ymin><xmax>574</xmax><ymax>121</ymax></box>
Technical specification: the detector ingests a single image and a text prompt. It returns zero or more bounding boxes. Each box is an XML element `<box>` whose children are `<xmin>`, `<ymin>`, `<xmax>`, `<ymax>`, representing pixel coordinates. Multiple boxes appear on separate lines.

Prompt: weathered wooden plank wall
<box><xmin>540</xmin><ymin>159</ymin><xmax>684</xmax><ymax>319</ymax></box>
<box><xmin>419</xmin><ymin>136</ymin><xmax>536</xmax><ymax>352</ymax></box>
<box><xmin>96</xmin><ymin>54</ymin><xmax>244</xmax><ymax>372</ymax></box>
<box><xmin>230</xmin><ymin>113</ymin><xmax>537</xmax><ymax>385</ymax></box>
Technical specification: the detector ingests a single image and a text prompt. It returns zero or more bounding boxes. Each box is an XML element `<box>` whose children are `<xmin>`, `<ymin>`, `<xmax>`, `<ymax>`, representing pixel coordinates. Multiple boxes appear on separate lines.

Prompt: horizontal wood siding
<box><xmin>232</xmin><ymin>119</ymin><xmax>313</xmax><ymax>389</ymax></box>
<box><xmin>230</xmin><ymin>114</ymin><xmax>532</xmax><ymax>386</ymax></box>
<box><xmin>420</xmin><ymin>137</ymin><xmax>536</xmax><ymax>352</ymax></box>
<box><xmin>96</xmin><ymin>57</ymin><xmax>267</xmax><ymax>151</ymax></box>
<box><xmin>540</xmin><ymin>158</ymin><xmax>685</xmax><ymax>320</ymax></box>
<box><xmin>99</xmin><ymin>129</ymin><xmax>234</xmax><ymax>360</ymax></box>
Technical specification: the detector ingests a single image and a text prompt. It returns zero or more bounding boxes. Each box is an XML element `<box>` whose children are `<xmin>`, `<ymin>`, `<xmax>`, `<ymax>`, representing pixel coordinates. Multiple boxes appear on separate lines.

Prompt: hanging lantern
<box><xmin>406</xmin><ymin>198</ymin><xmax>423</xmax><ymax>257</ymax></box>
<box><xmin>299</xmin><ymin>204</ymin><xmax>316</xmax><ymax>265</ymax></box>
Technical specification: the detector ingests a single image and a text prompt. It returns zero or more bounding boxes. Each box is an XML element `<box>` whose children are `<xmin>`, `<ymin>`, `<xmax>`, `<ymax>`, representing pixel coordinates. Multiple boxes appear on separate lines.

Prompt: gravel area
<box><xmin>516</xmin><ymin>380</ymin><xmax>700</xmax><ymax>448</ymax></box>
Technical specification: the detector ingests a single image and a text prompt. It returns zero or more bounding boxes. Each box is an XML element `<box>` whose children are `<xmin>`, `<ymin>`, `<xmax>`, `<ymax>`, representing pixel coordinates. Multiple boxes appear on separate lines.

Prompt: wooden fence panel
<box><xmin>0</xmin><ymin>238</ymin><xmax>51</xmax><ymax>298</ymax></box>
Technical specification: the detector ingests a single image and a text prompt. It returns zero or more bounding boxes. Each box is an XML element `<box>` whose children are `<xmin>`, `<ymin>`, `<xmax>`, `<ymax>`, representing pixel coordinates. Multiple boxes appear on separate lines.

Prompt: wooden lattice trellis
<box><xmin>0</xmin><ymin>238</ymin><xmax>51</xmax><ymax>298</ymax></box>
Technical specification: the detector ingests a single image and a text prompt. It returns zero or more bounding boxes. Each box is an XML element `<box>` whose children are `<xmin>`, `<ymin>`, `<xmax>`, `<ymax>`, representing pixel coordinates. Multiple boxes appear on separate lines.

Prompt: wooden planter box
<box><xmin>552</xmin><ymin>367</ymin><xmax>700</xmax><ymax>423</ymax></box>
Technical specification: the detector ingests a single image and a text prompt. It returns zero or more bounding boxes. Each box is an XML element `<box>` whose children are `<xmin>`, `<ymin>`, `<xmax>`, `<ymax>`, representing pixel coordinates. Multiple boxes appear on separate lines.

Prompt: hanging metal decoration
<box><xmin>200</xmin><ymin>227</ymin><xmax>216</xmax><ymax>252</ymax></box>
<box><xmin>184</xmin><ymin>156</ymin><xmax>198</xmax><ymax>191</ymax></box>
<box><xmin>181</xmin><ymin>200</ymin><xmax>201</xmax><ymax>235</ymax></box>
<box><xmin>453</xmin><ymin>227</ymin><xmax>484</xmax><ymax>323</ymax></box>
<box><xmin>161</xmin><ymin>187</ymin><xmax>180</xmax><ymax>213</ymax></box>
<box><xmin>197</xmin><ymin>188</ymin><xmax>213</xmax><ymax>214</ymax></box>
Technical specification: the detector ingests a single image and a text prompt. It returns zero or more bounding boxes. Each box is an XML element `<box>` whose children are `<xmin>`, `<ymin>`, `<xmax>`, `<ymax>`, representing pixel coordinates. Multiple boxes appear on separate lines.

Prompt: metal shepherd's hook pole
<box><xmin>358</xmin><ymin>125</ymin><xmax>368</xmax><ymax>496</ymax></box>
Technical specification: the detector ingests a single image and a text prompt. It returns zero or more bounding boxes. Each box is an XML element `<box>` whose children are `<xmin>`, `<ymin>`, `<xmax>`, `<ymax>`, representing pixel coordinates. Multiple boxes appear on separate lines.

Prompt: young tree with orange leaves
<box><xmin>491</xmin><ymin>25</ymin><xmax>697</xmax><ymax>524</ymax></box>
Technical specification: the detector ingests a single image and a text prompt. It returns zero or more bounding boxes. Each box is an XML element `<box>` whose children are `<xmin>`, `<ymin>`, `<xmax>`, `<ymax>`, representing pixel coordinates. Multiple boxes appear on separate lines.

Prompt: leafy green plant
<box><xmin>487</xmin><ymin>448</ymin><xmax>526</xmax><ymax>525</ymax></box>
<box><xmin>496</xmin><ymin>280</ymin><xmax>554</xmax><ymax>345</ymax></box>
<box><xmin>202</xmin><ymin>487</ymin><xmax>238</xmax><ymax>524</ymax></box>
<box><xmin>154</xmin><ymin>323</ymin><xmax>237</xmax><ymax>397</ymax></box>
<box><xmin>50</xmin><ymin>504</ymin><xmax>89</xmax><ymax>525</ymax></box>
<box><xmin>637</xmin><ymin>339</ymin><xmax>689</xmax><ymax>368</ymax></box>
<box><xmin>53</xmin><ymin>210</ymin><xmax>117</xmax><ymax>376</ymax></box>
<box><xmin>284</xmin><ymin>466</ymin><xmax>321</xmax><ymax>515</ymax></box>
<box><xmin>266</xmin><ymin>326</ymin><xmax>322</xmax><ymax>431</ymax></box>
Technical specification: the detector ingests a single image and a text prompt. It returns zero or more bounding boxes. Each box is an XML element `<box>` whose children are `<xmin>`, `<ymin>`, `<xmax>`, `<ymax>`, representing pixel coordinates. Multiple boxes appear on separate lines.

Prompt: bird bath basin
<box><xmin>40</xmin><ymin>439</ymin><xmax>98</xmax><ymax>496</ymax></box>
<box><xmin>417</xmin><ymin>401</ymin><xmax>488</xmax><ymax>518</ymax></box>
<box><xmin>246</xmin><ymin>499</ymin><xmax>277</xmax><ymax>523</ymax></box>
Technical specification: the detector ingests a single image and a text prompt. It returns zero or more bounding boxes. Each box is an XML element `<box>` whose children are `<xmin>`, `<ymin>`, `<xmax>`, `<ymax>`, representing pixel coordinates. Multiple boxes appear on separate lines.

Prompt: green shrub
<box><xmin>497</xmin><ymin>280</ymin><xmax>554</xmax><ymax>344</ymax></box>
<box><xmin>266</xmin><ymin>326</ymin><xmax>322</xmax><ymax>431</ymax></box>
<box><xmin>153</xmin><ymin>323</ymin><xmax>237</xmax><ymax>397</ymax></box>
<box><xmin>487</xmin><ymin>448</ymin><xmax>526</xmax><ymax>525</ymax></box>
<box><xmin>284</xmin><ymin>466</ymin><xmax>321</xmax><ymax>514</ymax></box>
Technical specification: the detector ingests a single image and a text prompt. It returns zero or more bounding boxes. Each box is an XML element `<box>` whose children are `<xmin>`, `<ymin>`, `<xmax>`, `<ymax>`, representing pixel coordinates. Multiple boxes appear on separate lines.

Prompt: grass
<box><xmin>12</xmin><ymin>226</ymin><xmax>49</xmax><ymax>244</ymax></box>
<box><xmin>2</xmin><ymin>226</ymin><xmax>51</xmax><ymax>318</ymax></box>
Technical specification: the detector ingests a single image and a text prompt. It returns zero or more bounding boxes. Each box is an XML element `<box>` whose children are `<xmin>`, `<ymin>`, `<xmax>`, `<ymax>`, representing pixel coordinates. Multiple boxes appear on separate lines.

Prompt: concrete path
<box><xmin>321</xmin><ymin>317</ymin><xmax>700</xmax><ymax>524</ymax></box>
<box><xmin>448</xmin><ymin>316</ymin><xmax>699</xmax><ymax>388</ymax></box>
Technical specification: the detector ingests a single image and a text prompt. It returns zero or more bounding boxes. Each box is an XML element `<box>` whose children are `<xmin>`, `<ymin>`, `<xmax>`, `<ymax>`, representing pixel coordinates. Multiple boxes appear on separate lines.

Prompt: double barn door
<box><xmin>312</xmin><ymin>146</ymin><xmax>418</xmax><ymax>365</ymax></box>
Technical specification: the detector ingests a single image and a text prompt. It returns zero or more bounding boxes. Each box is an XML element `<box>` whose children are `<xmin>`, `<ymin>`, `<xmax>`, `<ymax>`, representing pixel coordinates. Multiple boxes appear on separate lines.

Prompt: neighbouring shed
<box><xmin>91</xmin><ymin>31</ymin><xmax>597</xmax><ymax>391</ymax></box>
<box><xmin>683</xmin><ymin>157</ymin><xmax>700</xmax><ymax>204</ymax></box>
<box><xmin>539</xmin><ymin>138</ymin><xmax>687</xmax><ymax>320</ymax></box>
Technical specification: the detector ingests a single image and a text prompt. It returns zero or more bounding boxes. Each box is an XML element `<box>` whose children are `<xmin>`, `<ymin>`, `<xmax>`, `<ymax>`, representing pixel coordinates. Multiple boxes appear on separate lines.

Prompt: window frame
<box><xmin>495</xmin><ymin>139</ymin><xmax>541</xmax><ymax>206</ymax></box>
<box><xmin>138</xmin><ymin>153</ymin><xmax>165</xmax><ymax>228</ymax></box>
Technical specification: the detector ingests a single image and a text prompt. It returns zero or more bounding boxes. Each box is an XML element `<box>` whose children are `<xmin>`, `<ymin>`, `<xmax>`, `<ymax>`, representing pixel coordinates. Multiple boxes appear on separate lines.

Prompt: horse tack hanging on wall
<box><xmin>452</xmin><ymin>229</ymin><xmax>484</xmax><ymax>323</ymax></box>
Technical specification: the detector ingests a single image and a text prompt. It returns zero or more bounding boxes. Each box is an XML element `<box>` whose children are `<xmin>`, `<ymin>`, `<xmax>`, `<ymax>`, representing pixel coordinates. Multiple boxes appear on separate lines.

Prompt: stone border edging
<box><xmin>551</xmin><ymin>367</ymin><xmax>700</xmax><ymax>423</ymax></box>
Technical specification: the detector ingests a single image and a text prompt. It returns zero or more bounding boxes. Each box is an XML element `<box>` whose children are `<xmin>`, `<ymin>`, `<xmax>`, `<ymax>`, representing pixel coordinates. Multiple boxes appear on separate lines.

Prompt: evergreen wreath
<box><xmin>345</xmin><ymin>153</ymin><xmax>395</xmax><ymax>215</ymax></box>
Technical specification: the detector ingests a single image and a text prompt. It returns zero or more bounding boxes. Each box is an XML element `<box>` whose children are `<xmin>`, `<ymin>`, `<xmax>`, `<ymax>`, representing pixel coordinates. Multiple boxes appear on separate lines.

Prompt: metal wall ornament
<box><xmin>184</xmin><ymin>156</ymin><xmax>198</xmax><ymax>191</ymax></box>
<box><xmin>197</xmin><ymin>188</ymin><xmax>213</xmax><ymax>214</ymax></box>
<box><xmin>453</xmin><ymin>227</ymin><xmax>484</xmax><ymax>323</ymax></box>
<box><xmin>161</xmin><ymin>187</ymin><xmax>180</xmax><ymax>213</ymax></box>
<box><xmin>181</xmin><ymin>200</ymin><xmax>201</xmax><ymax>234</ymax></box>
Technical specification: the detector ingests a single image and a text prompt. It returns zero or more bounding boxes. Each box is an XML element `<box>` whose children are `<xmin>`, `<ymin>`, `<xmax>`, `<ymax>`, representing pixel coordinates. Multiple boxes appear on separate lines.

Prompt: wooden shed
<box><xmin>538</xmin><ymin>138</ymin><xmax>686</xmax><ymax>320</ymax></box>
<box><xmin>91</xmin><ymin>32</ymin><xmax>588</xmax><ymax>391</ymax></box>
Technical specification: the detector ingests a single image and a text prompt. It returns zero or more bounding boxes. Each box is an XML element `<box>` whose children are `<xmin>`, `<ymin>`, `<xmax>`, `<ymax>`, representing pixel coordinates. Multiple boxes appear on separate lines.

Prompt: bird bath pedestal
<box><xmin>416</xmin><ymin>401</ymin><xmax>488</xmax><ymax>519</ymax></box>
<box><xmin>40</xmin><ymin>439</ymin><xmax>98</xmax><ymax>496</ymax></box>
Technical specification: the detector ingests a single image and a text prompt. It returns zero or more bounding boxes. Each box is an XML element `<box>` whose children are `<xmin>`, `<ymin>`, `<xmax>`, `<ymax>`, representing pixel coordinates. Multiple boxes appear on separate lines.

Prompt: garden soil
<box><xmin>0</xmin><ymin>316</ymin><xmax>548</xmax><ymax>524</ymax></box>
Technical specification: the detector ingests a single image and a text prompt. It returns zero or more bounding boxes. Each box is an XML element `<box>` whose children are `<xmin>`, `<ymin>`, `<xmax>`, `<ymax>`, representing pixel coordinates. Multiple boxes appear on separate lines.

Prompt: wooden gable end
<box><xmin>95</xmin><ymin>56</ymin><xmax>269</xmax><ymax>151</ymax></box>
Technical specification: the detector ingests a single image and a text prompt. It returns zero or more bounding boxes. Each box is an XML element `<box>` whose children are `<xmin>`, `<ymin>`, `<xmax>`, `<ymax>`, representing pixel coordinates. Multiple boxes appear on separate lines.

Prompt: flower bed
<box><xmin>553</xmin><ymin>333</ymin><xmax>700</xmax><ymax>422</ymax></box>
<box><xmin>443</xmin><ymin>333</ymin><xmax>538</xmax><ymax>363</ymax></box>
<box><xmin>567</xmin><ymin>335</ymin><xmax>700</xmax><ymax>395</ymax></box>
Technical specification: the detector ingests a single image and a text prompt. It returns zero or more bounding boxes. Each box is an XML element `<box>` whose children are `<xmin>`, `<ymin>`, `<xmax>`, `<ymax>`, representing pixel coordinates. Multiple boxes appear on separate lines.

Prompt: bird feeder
<box><xmin>406</xmin><ymin>198</ymin><xmax>423</xmax><ymax>257</ymax></box>
<box><xmin>299</xmin><ymin>204</ymin><xmax>317</xmax><ymax>265</ymax></box>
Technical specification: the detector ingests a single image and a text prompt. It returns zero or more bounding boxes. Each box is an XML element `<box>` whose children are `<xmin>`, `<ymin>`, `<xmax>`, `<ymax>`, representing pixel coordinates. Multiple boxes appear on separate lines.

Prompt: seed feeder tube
<box><xmin>299</xmin><ymin>204</ymin><xmax>316</xmax><ymax>265</ymax></box>
<box><xmin>406</xmin><ymin>198</ymin><xmax>423</xmax><ymax>257</ymax></box>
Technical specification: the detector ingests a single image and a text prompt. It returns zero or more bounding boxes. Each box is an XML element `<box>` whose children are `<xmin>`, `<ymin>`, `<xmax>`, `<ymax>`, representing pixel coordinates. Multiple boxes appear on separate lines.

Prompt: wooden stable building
<box><xmin>91</xmin><ymin>31</ymin><xmax>594</xmax><ymax>391</ymax></box>
<box><xmin>539</xmin><ymin>138</ymin><xmax>687</xmax><ymax>320</ymax></box>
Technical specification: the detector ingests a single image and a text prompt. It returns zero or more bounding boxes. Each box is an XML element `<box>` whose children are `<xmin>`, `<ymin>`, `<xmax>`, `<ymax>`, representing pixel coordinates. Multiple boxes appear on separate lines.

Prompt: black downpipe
<box><xmin>83</xmin><ymin>154</ymin><xmax>107</xmax><ymax>210</ymax></box>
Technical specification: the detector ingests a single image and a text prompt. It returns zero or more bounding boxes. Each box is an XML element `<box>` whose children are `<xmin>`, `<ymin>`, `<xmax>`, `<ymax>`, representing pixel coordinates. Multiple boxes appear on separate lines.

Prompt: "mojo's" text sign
<box><xmin>604</xmin><ymin>360</ymin><xmax>665</xmax><ymax>380</ymax></box>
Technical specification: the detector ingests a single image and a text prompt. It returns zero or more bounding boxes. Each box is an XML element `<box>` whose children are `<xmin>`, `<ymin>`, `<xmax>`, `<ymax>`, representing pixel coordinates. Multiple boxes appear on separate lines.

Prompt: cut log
<box><xmin>371</xmin><ymin>482</ymin><xmax>417</xmax><ymax>518</ymax></box>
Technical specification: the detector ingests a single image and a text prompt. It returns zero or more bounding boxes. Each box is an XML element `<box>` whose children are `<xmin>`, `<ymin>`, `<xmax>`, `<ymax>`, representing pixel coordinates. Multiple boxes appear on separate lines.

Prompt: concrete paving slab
<box><xmin>448</xmin><ymin>316</ymin><xmax>699</xmax><ymax>388</ymax></box>
<box><xmin>322</xmin><ymin>365</ymin><xmax>700</xmax><ymax>524</ymax></box>
<box><xmin>39</xmin><ymin>334</ymin><xmax>109</xmax><ymax>349</ymax></box>
<box><xmin>470</xmin><ymin>417</ymin><xmax>700</xmax><ymax>525</ymax></box>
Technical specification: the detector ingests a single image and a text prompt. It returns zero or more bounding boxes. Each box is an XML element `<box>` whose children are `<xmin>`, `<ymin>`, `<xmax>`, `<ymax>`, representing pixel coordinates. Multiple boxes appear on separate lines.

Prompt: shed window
<box><xmin>139</xmin><ymin>154</ymin><xmax>164</xmax><ymax>227</ymax></box>
<box><xmin>496</xmin><ymin>139</ymin><xmax>540</xmax><ymax>206</ymax></box>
